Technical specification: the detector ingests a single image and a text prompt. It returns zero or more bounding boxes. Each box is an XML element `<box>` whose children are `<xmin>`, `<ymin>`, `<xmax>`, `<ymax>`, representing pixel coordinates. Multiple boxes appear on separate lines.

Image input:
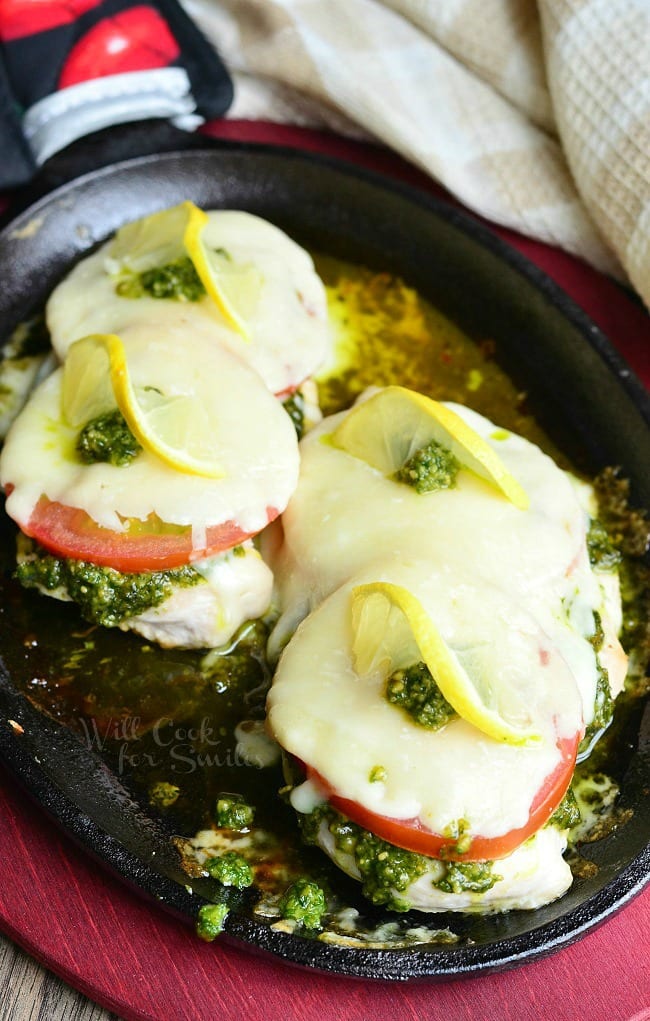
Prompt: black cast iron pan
<box><xmin>0</xmin><ymin>137</ymin><xmax>648</xmax><ymax>981</ymax></box>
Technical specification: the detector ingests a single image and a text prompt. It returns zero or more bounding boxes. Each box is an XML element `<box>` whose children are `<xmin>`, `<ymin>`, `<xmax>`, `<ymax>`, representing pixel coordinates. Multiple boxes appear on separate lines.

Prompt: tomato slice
<box><xmin>21</xmin><ymin>496</ymin><xmax>278</xmax><ymax>572</ymax></box>
<box><xmin>306</xmin><ymin>732</ymin><xmax>580</xmax><ymax>862</ymax></box>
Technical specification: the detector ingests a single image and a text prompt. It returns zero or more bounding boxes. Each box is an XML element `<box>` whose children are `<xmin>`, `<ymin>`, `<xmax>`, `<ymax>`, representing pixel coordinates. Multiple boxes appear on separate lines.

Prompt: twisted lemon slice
<box><xmin>108</xmin><ymin>201</ymin><xmax>250</xmax><ymax>339</ymax></box>
<box><xmin>62</xmin><ymin>333</ymin><xmax>225</xmax><ymax>479</ymax></box>
<box><xmin>330</xmin><ymin>386</ymin><xmax>528</xmax><ymax>509</ymax></box>
<box><xmin>350</xmin><ymin>581</ymin><xmax>540</xmax><ymax>745</ymax></box>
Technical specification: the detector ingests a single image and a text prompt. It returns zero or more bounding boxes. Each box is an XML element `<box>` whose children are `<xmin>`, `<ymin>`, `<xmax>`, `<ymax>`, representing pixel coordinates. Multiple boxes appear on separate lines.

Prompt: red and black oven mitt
<box><xmin>0</xmin><ymin>0</ymin><xmax>233</xmax><ymax>188</ymax></box>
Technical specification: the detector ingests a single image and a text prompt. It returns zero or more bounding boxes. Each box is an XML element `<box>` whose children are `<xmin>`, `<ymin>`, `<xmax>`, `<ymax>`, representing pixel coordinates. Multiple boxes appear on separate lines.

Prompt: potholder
<box><xmin>0</xmin><ymin>0</ymin><xmax>233</xmax><ymax>187</ymax></box>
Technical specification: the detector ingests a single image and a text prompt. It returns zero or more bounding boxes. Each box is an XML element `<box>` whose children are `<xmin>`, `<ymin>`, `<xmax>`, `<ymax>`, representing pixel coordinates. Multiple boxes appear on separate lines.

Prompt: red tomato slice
<box><xmin>307</xmin><ymin>732</ymin><xmax>580</xmax><ymax>862</ymax></box>
<box><xmin>20</xmin><ymin>496</ymin><xmax>278</xmax><ymax>572</ymax></box>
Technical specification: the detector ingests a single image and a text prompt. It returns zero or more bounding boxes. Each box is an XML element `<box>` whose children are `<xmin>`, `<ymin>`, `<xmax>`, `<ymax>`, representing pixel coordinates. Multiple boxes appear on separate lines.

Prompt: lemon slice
<box><xmin>350</xmin><ymin>581</ymin><xmax>540</xmax><ymax>744</ymax></box>
<box><xmin>61</xmin><ymin>333</ymin><xmax>225</xmax><ymax>479</ymax></box>
<box><xmin>331</xmin><ymin>386</ymin><xmax>528</xmax><ymax>509</ymax></box>
<box><xmin>62</xmin><ymin>334</ymin><xmax>116</xmax><ymax>428</ymax></box>
<box><xmin>183</xmin><ymin>208</ymin><xmax>254</xmax><ymax>340</ymax></box>
<box><xmin>109</xmin><ymin>201</ymin><xmax>251</xmax><ymax>339</ymax></box>
<box><xmin>108</xmin><ymin>201</ymin><xmax>192</xmax><ymax>273</ymax></box>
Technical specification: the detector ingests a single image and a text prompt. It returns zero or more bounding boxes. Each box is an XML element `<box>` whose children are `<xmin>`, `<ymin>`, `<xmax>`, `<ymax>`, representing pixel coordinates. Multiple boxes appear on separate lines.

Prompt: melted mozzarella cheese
<box><xmin>46</xmin><ymin>210</ymin><xmax>331</xmax><ymax>395</ymax></box>
<box><xmin>0</xmin><ymin>323</ymin><xmax>299</xmax><ymax>536</ymax></box>
<box><xmin>268</xmin><ymin>561</ymin><xmax>583</xmax><ymax>838</ymax></box>
<box><xmin>266</xmin><ymin>400</ymin><xmax>625</xmax><ymax>724</ymax></box>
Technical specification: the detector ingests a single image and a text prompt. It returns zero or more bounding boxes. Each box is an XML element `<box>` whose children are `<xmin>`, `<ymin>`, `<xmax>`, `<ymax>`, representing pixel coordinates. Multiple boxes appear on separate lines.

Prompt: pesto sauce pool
<box><xmin>0</xmin><ymin>254</ymin><xmax>648</xmax><ymax>945</ymax></box>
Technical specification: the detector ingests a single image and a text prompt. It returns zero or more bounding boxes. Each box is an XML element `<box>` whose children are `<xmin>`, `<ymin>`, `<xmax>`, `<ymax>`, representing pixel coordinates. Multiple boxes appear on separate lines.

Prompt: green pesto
<box><xmin>550</xmin><ymin>786</ymin><xmax>581</xmax><ymax>831</ymax></box>
<box><xmin>201</xmin><ymin>620</ymin><xmax>268</xmax><ymax>694</ymax></box>
<box><xmin>587</xmin><ymin>519</ymin><xmax>622</xmax><ymax>572</ymax></box>
<box><xmin>196</xmin><ymin>902</ymin><xmax>229</xmax><ymax>941</ymax></box>
<box><xmin>433</xmin><ymin>861</ymin><xmax>498</xmax><ymax>895</ymax></box>
<box><xmin>395</xmin><ymin>439</ymin><xmax>459</xmax><ymax>494</ymax></box>
<box><xmin>355</xmin><ymin>831</ymin><xmax>428</xmax><ymax>910</ymax></box>
<box><xmin>369</xmin><ymin>765</ymin><xmax>387</xmax><ymax>783</ymax></box>
<box><xmin>300</xmin><ymin>803</ymin><xmax>499</xmax><ymax>911</ymax></box>
<box><xmin>580</xmin><ymin>665</ymin><xmax>614</xmax><ymax>753</ymax></box>
<box><xmin>385</xmin><ymin>662</ymin><xmax>457</xmax><ymax>730</ymax></box>
<box><xmin>117</xmin><ymin>256</ymin><xmax>206</xmax><ymax>302</ymax></box>
<box><xmin>441</xmin><ymin>818</ymin><xmax>472</xmax><ymax>857</ymax></box>
<box><xmin>76</xmin><ymin>409</ymin><xmax>141</xmax><ymax>466</ymax></box>
<box><xmin>215</xmin><ymin>794</ymin><xmax>255</xmax><ymax>830</ymax></box>
<box><xmin>205</xmin><ymin>851</ymin><xmax>253</xmax><ymax>889</ymax></box>
<box><xmin>15</xmin><ymin>539</ymin><xmax>201</xmax><ymax>627</ymax></box>
<box><xmin>589</xmin><ymin>610</ymin><xmax>605</xmax><ymax>652</ymax></box>
<box><xmin>278</xmin><ymin>878</ymin><xmax>327</xmax><ymax>929</ymax></box>
<box><xmin>283</xmin><ymin>394</ymin><xmax>306</xmax><ymax>439</ymax></box>
<box><xmin>148</xmin><ymin>781</ymin><xmax>180</xmax><ymax>809</ymax></box>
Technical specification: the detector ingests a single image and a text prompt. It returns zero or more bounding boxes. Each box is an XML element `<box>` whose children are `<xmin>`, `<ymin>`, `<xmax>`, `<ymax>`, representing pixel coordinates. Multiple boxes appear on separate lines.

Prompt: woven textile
<box><xmin>184</xmin><ymin>0</ymin><xmax>650</xmax><ymax>310</ymax></box>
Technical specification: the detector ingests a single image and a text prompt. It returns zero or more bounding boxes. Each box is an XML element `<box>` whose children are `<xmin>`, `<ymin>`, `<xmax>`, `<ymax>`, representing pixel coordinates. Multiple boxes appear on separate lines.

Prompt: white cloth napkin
<box><xmin>184</xmin><ymin>0</ymin><xmax>650</xmax><ymax>312</ymax></box>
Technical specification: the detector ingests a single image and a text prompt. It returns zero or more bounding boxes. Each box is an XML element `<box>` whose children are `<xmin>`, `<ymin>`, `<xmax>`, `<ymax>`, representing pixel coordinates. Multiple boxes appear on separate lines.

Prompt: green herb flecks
<box><xmin>77</xmin><ymin>409</ymin><xmax>141</xmax><ymax>466</ymax></box>
<box><xmin>385</xmin><ymin>661</ymin><xmax>457</xmax><ymax>730</ymax></box>
<box><xmin>395</xmin><ymin>439</ymin><xmax>459</xmax><ymax>493</ymax></box>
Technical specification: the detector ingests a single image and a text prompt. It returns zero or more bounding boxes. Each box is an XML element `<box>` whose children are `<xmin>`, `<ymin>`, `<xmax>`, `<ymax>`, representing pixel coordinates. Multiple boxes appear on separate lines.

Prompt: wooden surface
<box><xmin>0</xmin><ymin>122</ymin><xmax>649</xmax><ymax>1021</ymax></box>
<box><xmin>0</xmin><ymin>935</ymin><xmax>119</xmax><ymax>1021</ymax></box>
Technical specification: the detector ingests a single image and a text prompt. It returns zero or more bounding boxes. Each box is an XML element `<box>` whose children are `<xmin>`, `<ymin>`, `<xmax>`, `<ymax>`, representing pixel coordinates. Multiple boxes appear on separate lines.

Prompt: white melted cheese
<box><xmin>268</xmin><ymin>561</ymin><xmax>583</xmax><ymax>839</ymax></box>
<box><xmin>46</xmin><ymin>210</ymin><xmax>331</xmax><ymax>395</ymax></box>
<box><xmin>0</xmin><ymin>322</ymin><xmax>299</xmax><ymax>537</ymax></box>
<box><xmin>266</xmin><ymin>400</ymin><xmax>626</xmax><ymax>721</ymax></box>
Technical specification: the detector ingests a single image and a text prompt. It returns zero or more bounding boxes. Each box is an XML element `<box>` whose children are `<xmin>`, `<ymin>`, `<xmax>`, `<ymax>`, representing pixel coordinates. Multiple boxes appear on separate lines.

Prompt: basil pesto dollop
<box><xmin>205</xmin><ymin>851</ymin><xmax>253</xmax><ymax>889</ymax></box>
<box><xmin>77</xmin><ymin>409</ymin><xmax>141</xmax><ymax>467</ymax></box>
<box><xmin>278</xmin><ymin>878</ymin><xmax>327</xmax><ymax>929</ymax></box>
<box><xmin>196</xmin><ymin>903</ymin><xmax>229</xmax><ymax>942</ymax></box>
<box><xmin>117</xmin><ymin>256</ymin><xmax>206</xmax><ymax>302</ymax></box>
<box><xmin>385</xmin><ymin>661</ymin><xmax>457</xmax><ymax>730</ymax></box>
<box><xmin>215</xmin><ymin>795</ymin><xmax>256</xmax><ymax>830</ymax></box>
<box><xmin>395</xmin><ymin>439</ymin><xmax>459</xmax><ymax>493</ymax></box>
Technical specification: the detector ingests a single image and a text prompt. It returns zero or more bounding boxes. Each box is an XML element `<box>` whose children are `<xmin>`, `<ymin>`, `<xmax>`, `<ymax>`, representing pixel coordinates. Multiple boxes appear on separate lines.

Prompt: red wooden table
<box><xmin>0</xmin><ymin>122</ymin><xmax>648</xmax><ymax>1021</ymax></box>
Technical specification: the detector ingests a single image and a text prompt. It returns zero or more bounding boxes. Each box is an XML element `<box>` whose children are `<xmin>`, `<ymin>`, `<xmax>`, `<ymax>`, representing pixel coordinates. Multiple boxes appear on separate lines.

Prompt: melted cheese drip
<box><xmin>0</xmin><ymin>323</ymin><xmax>299</xmax><ymax>535</ymax></box>
<box><xmin>46</xmin><ymin>210</ymin><xmax>331</xmax><ymax>395</ymax></box>
<box><xmin>266</xmin><ymin>400</ymin><xmax>625</xmax><ymax>722</ymax></box>
<box><xmin>268</xmin><ymin>562</ymin><xmax>583</xmax><ymax>838</ymax></box>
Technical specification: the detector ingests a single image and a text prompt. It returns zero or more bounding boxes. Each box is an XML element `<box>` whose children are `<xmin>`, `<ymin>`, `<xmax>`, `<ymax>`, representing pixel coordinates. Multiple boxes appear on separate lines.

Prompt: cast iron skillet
<box><xmin>0</xmin><ymin>142</ymin><xmax>648</xmax><ymax>981</ymax></box>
